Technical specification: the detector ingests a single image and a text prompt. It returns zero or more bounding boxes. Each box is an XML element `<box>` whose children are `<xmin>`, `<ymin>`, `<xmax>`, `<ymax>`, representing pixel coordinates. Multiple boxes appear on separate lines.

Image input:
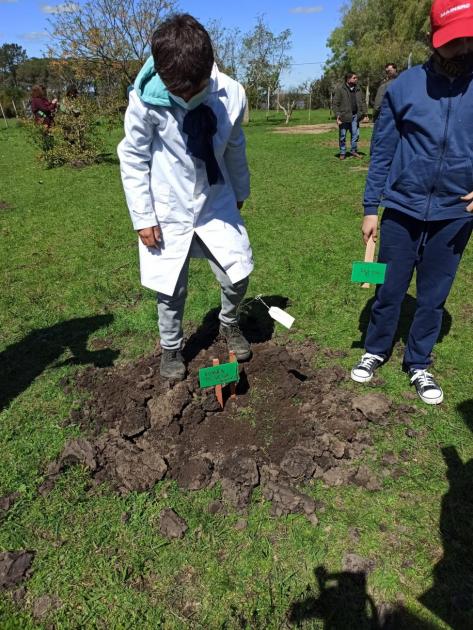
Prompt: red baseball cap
<box><xmin>431</xmin><ymin>0</ymin><xmax>473</xmax><ymax>48</ymax></box>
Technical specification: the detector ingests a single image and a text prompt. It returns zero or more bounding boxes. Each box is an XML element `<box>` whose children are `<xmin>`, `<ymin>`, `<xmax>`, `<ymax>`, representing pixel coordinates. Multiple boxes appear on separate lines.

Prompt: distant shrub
<box><xmin>24</xmin><ymin>96</ymin><xmax>108</xmax><ymax>168</ymax></box>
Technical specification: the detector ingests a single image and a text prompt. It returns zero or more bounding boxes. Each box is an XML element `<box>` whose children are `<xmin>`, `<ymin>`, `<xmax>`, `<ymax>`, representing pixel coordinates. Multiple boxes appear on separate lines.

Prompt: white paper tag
<box><xmin>268</xmin><ymin>307</ymin><xmax>295</xmax><ymax>329</ymax></box>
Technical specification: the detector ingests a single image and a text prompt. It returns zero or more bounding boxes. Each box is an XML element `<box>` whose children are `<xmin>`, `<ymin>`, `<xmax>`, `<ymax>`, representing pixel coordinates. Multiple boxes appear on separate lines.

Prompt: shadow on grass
<box><xmin>352</xmin><ymin>294</ymin><xmax>452</xmax><ymax>352</ymax></box>
<box><xmin>182</xmin><ymin>295</ymin><xmax>289</xmax><ymax>364</ymax></box>
<box><xmin>288</xmin><ymin>566</ymin><xmax>436</xmax><ymax>629</ymax></box>
<box><xmin>417</xmin><ymin>400</ymin><xmax>473</xmax><ymax>628</ymax></box>
<box><xmin>0</xmin><ymin>314</ymin><xmax>118</xmax><ymax>412</ymax></box>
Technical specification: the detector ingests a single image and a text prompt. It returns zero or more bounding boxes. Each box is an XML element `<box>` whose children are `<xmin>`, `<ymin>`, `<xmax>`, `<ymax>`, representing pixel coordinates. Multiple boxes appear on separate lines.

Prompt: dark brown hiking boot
<box><xmin>339</xmin><ymin>154</ymin><xmax>346</xmax><ymax>160</ymax></box>
<box><xmin>219</xmin><ymin>323</ymin><xmax>251</xmax><ymax>361</ymax></box>
<box><xmin>160</xmin><ymin>349</ymin><xmax>186</xmax><ymax>380</ymax></box>
<box><xmin>350</xmin><ymin>151</ymin><xmax>363</xmax><ymax>159</ymax></box>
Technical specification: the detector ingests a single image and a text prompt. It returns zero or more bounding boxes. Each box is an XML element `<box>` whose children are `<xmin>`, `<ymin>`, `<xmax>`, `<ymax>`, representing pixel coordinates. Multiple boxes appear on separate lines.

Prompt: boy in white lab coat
<box><xmin>118</xmin><ymin>14</ymin><xmax>254</xmax><ymax>379</ymax></box>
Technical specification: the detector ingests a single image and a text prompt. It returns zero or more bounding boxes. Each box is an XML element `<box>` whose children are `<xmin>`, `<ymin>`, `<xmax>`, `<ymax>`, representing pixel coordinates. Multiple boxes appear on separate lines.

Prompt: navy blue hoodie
<box><xmin>364</xmin><ymin>60</ymin><xmax>473</xmax><ymax>221</ymax></box>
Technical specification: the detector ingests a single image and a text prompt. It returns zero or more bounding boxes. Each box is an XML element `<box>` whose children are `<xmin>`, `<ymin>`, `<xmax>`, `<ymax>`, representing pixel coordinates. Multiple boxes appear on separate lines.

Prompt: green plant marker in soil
<box><xmin>199</xmin><ymin>361</ymin><xmax>239</xmax><ymax>389</ymax></box>
<box><xmin>351</xmin><ymin>261</ymin><xmax>387</xmax><ymax>284</ymax></box>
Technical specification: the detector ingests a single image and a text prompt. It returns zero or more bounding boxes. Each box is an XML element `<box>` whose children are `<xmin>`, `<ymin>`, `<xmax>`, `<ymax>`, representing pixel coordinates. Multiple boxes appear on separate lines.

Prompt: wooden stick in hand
<box><xmin>362</xmin><ymin>236</ymin><xmax>376</xmax><ymax>289</ymax></box>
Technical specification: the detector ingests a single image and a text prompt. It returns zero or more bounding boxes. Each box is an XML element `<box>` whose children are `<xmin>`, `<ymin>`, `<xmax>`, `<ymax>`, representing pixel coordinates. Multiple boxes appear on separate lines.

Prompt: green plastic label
<box><xmin>199</xmin><ymin>362</ymin><xmax>239</xmax><ymax>388</ymax></box>
<box><xmin>351</xmin><ymin>261</ymin><xmax>387</xmax><ymax>284</ymax></box>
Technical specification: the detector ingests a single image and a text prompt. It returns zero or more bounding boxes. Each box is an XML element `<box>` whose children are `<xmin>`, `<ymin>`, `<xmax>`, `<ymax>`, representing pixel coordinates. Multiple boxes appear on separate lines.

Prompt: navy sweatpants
<box><xmin>365</xmin><ymin>208</ymin><xmax>473</xmax><ymax>370</ymax></box>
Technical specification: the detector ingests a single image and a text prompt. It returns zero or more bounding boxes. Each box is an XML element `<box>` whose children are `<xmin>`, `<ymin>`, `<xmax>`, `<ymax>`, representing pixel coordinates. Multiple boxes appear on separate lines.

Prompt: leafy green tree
<box><xmin>16</xmin><ymin>58</ymin><xmax>51</xmax><ymax>89</ymax></box>
<box><xmin>326</xmin><ymin>0</ymin><xmax>431</xmax><ymax>97</ymax></box>
<box><xmin>0</xmin><ymin>43</ymin><xmax>28</xmax><ymax>87</ymax></box>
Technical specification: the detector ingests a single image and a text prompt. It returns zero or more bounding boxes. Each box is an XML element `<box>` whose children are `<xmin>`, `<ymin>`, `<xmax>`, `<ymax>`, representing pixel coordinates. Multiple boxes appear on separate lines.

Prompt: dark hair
<box><xmin>151</xmin><ymin>13</ymin><xmax>214</xmax><ymax>94</ymax></box>
<box><xmin>385</xmin><ymin>63</ymin><xmax>397</xmax><ymax>70</ymax></box>
<box><xmin>345</xmin><ymin>71</ymin><xmax>357</xmax><ymax>81</ymax></box>
<box><xmin>31</xmin><ymin>84</ymin><xmax>45</xmax><ymax>98</ymax></box>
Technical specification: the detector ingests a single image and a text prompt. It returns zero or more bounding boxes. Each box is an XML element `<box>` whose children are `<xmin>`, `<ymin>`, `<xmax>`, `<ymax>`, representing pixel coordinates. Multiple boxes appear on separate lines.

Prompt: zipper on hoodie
<box><xmin>425</xmin><ymin>81</ymin><xmax>453</xmax><ymax>220</ymax></box>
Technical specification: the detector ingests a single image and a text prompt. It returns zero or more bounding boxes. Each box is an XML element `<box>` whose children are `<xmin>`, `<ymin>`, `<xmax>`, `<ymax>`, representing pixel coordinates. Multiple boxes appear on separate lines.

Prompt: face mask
<box><xmin>169</xmin><ymin>85</ymin><xmax>211</xmax><ymax>110</ymax></box>
<box><xmin>434</xmin><ymin>50</ymin><xmax>473</xmax><ymax>77</ymax></box>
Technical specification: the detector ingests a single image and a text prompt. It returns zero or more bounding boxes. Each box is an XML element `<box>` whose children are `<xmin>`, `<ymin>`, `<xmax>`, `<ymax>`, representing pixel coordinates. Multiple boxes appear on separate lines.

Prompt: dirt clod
<box><xmin>12</xmin><ymin>586</ymin><xmax>26</xmax><ymax>605</ymax></box>
<box><xmin>0</xmin><ymin>492</ymin><xmax>20</xmax><ymax>518</ymax></box>
<box><xmin>352</xmin><ymin>393</ymin><xmax>391</xmax><ymax>423</ymax></box>
<box><xmin>32</xmin><ymin>594</ymin><xmax>61</xmax><ymax>620</ymax></box>
<box><xmin>51</xmin><ymin>438</ymin><xmax>98</xmax><ymax>474</ymax></box>
<box><xmin>0</xmin><ymin>551</ymin><xmax>35</xmax><ymax>590</ymax></box>
<box><xmin>173</xmin><ymin>456</ymin><xmax>213</xmax><ymax>491</ymax></box>
<box><xmin>114</xmin><ymin>446</ymin><xmax>167</xmax><ymax>493</ymax></box>
<box><xmin>352</xmin><ymin>466</ymin><xmax>382</xmax><ymax>492</ymax></box>
<box><xmin>381</xmin><ymin>452</ymin><xmax>398</xmax><ymax>466</ymax></box>
<box><xmin>342</xmin><ymin>553</ymin><xmax>376</xmax><ymax>574</ymax></box>
<box><xmin>235</xmin><ymin>518</ymin><xmax>248</xmax><ymax>531</ymax></box>
<box><xmin>261</xmin><ymin>465</ymin><xmax>317</xmax><ymax>521</ymax></box>
<box><xmin>159</xmin><ymin>508</ymin><xmax>188</xmax><ymax>539</ymax></box>
<box><xmin>208</xmin><ymin>500</ymin><xmax>225</xmax><ymax>515</ymax></box>
<box><xmin>220</xmin><ymin>453</ymin><xmax>259</xmax><ymax>510</ymax></box>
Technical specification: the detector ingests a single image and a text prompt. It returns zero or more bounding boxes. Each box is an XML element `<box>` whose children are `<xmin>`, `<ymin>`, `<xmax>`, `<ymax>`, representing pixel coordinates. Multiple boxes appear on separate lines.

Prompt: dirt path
<box><xmin>273</xmin><ymin>122</ymin><xmax>373</xmax><ymax>135</ymax></box>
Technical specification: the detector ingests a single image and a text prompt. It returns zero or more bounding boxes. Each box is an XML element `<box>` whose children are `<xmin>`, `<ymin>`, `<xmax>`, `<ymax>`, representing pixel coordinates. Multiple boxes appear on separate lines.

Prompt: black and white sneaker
<box><xmin>351</xmin><ymin>353</ymin><xmax>384</xmax><ymax>383</ymax></box>
<box><xmin>409</xmin><ymin>369</ymin><xmax>444</xmax><ymax>405</ymax></box>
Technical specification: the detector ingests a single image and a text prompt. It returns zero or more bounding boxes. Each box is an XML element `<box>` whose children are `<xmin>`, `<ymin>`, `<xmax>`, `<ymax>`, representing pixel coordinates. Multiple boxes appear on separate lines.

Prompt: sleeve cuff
<box><xmin>131</xmin><ymin>212</ymin><xmax>159</xmax><ymax>231</ymax></box>
<box><xmin>364</xmin><ymin>206</ymin><xmax>379</xmax><ymax>216</ymax></box>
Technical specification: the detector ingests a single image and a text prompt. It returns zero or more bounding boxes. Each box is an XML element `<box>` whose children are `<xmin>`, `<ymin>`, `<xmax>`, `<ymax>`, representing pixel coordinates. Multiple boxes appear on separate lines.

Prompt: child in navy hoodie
<box><xmin>351</xmin><ymin>0</ymin><xmax>473</xmax><ymax>405</ymax></box>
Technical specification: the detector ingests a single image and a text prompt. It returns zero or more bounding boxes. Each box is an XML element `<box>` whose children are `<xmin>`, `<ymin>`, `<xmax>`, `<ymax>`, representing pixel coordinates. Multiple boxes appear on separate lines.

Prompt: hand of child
<box><xmin>461</xmin><ymin>191</ymin><xmax>473</xmax><ymax>212</ymax></box>
<box><xmin>138</xmin><ymin>226</ymin><xmax>162</xmax><ymax>248</ymax></box>
<box><xmin>362</xmin><ymin>215</ymin><xmax>378</xmax><ymax>244</ymax></box>
<box><xmin>336</xmin><ymin>116</ymin><xmax>342</xmax><ymax>126</ymax></box>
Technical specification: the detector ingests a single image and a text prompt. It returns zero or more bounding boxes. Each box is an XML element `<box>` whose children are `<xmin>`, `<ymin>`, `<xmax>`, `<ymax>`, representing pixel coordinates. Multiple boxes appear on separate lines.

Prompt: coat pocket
<box><xmin>436</xmin><ymin>157</ymin><xmax>473</xmax><ymax>203</ymax></box>
<box><xmin>389</xmin><ymin>156</ymin><xmax>437</xmax><ymax>199</ymax></box>
<box><xmin>151</xmin><ymin>182</ymin><xmax>173</xmax><ymax>223</ymax></box>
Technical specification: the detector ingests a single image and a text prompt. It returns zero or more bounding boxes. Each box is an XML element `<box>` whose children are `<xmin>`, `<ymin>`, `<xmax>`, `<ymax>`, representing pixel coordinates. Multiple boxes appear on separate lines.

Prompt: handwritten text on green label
<box><xmin>351</xmin><ymin>262</ymin><xmax>387</xmax><ymax>284</ymax></box>
<box><xmin>199</xmin><ymin>362</ymin><xmax>239</xmax><ymax>388</ymax></box>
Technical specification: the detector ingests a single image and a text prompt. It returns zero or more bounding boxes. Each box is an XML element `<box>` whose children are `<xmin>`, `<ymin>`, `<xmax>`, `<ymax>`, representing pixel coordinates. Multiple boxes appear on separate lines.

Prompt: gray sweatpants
<box><xmin>157</xmin><ymin>236</ymin><xmax>249</xmax><ymax>350</ymax></box>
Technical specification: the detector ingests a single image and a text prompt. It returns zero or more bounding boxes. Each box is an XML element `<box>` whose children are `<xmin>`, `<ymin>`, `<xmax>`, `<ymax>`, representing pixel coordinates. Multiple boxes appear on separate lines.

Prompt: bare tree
<box><xmin>276</xmin><ymin>87</ymin><xmax>301</xmax><ymax>125</ymax></box>
<box><xmin>206</xmin><ymin>19</ymin><xmax>242</xmax><ymax>80</ymax></box>
<box><xmin>48</xmin><ymin>0</ymin><xmax>178</xmax><ymax>87</ymax></box>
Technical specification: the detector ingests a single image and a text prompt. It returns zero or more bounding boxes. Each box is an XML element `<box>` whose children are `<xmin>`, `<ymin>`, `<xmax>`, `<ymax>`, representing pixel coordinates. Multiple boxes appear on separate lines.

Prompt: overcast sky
<box><xmin>0</xmin><ymin>0</ymin><xmax>347</xmax><ymax>85</ymax></box>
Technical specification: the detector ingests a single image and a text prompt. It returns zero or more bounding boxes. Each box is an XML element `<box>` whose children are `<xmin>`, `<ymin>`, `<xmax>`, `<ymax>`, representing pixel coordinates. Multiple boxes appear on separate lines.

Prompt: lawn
<box><xmin>1</xmin><ymin>111</ymin><xmax>473</xmax><ymax>629</ymax></box>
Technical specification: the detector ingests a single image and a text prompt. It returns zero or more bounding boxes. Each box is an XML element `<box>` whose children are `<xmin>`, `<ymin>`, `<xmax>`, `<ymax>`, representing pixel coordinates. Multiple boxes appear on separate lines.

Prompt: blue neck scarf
<box><xmin>183</xmin><ymin>104</ymin><xmax>223</xmax><ymax>186</ymax></box>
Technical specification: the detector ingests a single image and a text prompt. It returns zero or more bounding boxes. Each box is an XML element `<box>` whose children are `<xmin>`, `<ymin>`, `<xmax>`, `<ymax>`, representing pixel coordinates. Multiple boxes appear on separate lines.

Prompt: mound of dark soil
<box><xmin>46</xmin><ymin>337</ymin><xmax>413</xmax><ymax>522</ymax></box>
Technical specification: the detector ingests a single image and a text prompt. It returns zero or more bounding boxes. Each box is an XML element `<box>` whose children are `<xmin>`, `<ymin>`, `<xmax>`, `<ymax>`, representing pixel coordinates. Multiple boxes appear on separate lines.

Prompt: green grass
<box><xmin>1</xmin><ymin>113</ymin><xmax>472</xmax><ymax>628</ymax></box>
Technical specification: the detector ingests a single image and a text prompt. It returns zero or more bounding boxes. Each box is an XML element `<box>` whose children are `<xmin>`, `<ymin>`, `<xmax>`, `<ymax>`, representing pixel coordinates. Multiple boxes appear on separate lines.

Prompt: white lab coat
<box><xmin>117</xmin><ymin>66</ymin><xmax>253</xmax><ymax>296</ymax></box>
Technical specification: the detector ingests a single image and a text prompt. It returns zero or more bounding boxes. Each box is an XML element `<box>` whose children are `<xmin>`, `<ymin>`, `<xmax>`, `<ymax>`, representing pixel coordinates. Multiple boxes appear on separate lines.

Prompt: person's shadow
<box><xmin>418</xmin><ymin>400</ymin><xmax>473</xmax><ymax>628</ymax></box>
<box><xmin>352</xmin><ymin>294</ymin><xmax>452</xmax><ymax>352</ymax></box>
<box><xmin>0</xmin><ymin>314</ymin><xmax>118</xmax><ymax>412</ymax></box>
<box><xmin>288</xmin><ymin>566</ymin><xmax>436</xmax><ymax>629</ymax></box>
<box><xmin>182</xmin><ymin>295</ymin><xmax>289</xmax><ymax>363</ymax></box>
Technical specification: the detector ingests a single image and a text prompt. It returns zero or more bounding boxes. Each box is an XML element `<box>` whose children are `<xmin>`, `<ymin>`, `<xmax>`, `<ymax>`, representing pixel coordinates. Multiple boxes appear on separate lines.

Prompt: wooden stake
<box><xmin>213</xmin><ymin>358</ymin><xmax>224</xmax><ymax>409</ymax></box>
<box><xmin>0</xmin><ymin>103</ymin><xmax>8</xmax><ymax>129</ymax></box>
<box><xmin>362</xmin><ymin>236</ymin><xmax>376</xmax><ymax>289</ymax></box>
<box><xmin>229</xmin><ymin>351</ymin><xmax>237</xmax><ymax>401</ymax></box>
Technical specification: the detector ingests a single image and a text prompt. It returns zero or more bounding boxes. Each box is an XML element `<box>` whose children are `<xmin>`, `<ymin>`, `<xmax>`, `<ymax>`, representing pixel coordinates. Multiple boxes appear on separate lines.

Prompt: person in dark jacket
<box><xmin>30</xmin><ymin>84</ymin><xmax>57</xmax><ymax>128</ymax></box>
<box><xmin>351</xmin><ymin>0</ymin><xmax>473</xmax><ymax>405</ymax></box>
<box><xmin>373</xmin><ymin>63</ymin><xmax>398</xmax><ymax>121</ymax></box>
<box><xmin>333</xmin><ymin>72</ymin><xmax>368</xmax><ymax>160</ymax></box>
